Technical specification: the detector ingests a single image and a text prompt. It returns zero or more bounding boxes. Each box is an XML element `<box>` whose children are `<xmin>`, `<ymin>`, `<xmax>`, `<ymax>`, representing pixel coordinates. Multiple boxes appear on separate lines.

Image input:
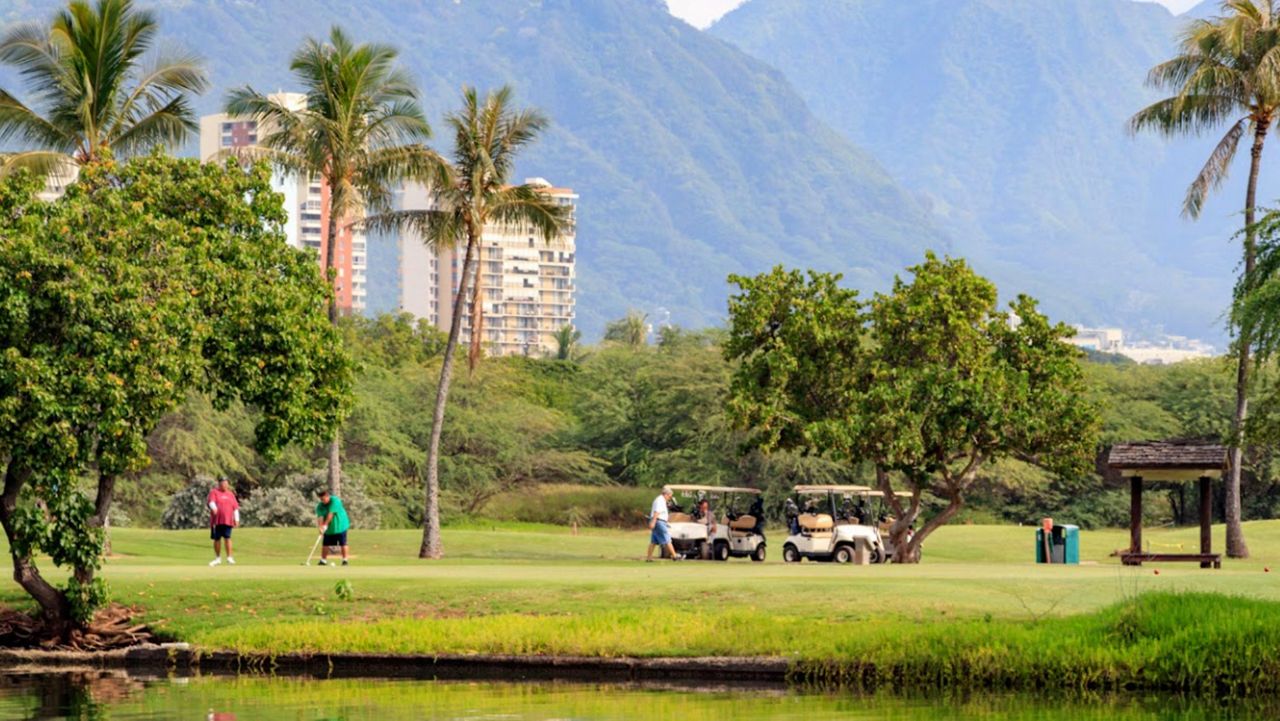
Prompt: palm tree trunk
<box><xmin>420</xmin><ymin>234</ymin><xmax>479</xmax><ymax>559</ymax></box>
<box><xmin>1227</xmin><ymin>119</ymin><xmax>1270</xmax><ymax>559</ymax></box>
<box><xmin>324</xmin><ymin>182</ymin><xmax>342</xmax><ymax>497</ymax></box>
<box><xmin>468</xmin><ymin>248</ymin><xmax>485</xmax><ymax>371</ymax></box>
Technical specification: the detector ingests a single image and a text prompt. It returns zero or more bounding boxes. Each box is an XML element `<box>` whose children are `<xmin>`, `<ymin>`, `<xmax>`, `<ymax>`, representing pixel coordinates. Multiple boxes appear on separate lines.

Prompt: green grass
<box><xmin>4</xmin><ymin>520</ymin><xmax>1280</xmax><ymax>692</ymax></box>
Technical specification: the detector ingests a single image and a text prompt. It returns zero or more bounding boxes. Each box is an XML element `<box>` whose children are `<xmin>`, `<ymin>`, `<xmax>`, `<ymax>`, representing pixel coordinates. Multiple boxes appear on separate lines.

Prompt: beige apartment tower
<box><xmin>198</xmin><ymin>93</ymin><xmax>367</xmax><ymax>313</ymax></box>
<box><xmin>394</xmin><ymin>179</ymin><xmax>577</xmax><ymax>357</ymax></box>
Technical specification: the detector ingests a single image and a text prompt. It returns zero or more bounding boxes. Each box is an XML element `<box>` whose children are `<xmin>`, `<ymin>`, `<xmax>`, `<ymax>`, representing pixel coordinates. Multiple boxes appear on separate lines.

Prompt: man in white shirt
<box><xmin>645</xmin><ymin>485</ymin><xmax>680</xmax><ymax>562</ymax></box>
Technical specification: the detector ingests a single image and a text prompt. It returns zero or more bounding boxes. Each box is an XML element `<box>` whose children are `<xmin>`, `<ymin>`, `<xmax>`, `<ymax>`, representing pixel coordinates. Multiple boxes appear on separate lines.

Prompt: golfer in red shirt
<box><xmin>207</xmin><ymin>477</ymin><xmax>240</xmax><ymax>567</ymax></box>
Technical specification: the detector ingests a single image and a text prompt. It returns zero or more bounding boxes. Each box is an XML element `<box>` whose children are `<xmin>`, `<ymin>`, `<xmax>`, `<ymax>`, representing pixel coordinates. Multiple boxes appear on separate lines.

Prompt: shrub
<box><xmin>242</xmin><ymin>487</ymin><xmax>311</xmax><ymax>527</ymax></box>
<box><xmin>160</xmin><ymin>475</ymin><xmax>217</xmax><ymax>530</ymax></box>
<box><xmin>255</xmin><ymin>471</ymin><xmax>381</xmax><ymax>530</ymax></box>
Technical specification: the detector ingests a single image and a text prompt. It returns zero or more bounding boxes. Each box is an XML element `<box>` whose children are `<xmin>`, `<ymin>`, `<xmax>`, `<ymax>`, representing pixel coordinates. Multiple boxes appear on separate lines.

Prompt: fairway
<box><xmin>4</xmin><ymin>520</ymin><xmax>1280</xmax><ymax>656</ymax></box>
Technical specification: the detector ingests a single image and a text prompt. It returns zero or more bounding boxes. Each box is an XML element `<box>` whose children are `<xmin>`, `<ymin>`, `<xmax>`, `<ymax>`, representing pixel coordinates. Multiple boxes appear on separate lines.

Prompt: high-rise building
<box><xmin>198</xmin><ymin>93</ymin><xmax>366</xmax><ymax>313</ymax></box>
<box><xmin>392</xmin><ymin>178</ymin><xmax>578</xmax><ymax>356</ymax></box>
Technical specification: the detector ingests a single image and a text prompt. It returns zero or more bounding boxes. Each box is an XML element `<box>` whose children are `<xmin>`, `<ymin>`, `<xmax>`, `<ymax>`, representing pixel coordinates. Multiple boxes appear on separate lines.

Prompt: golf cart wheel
<box><xmin>751</xmin><ymin>543</ymin><xmax>766</xmax><ymax>562</ymax></box>
<box><xmin>870</xmin><ymin>546</ymin><xmax>884</xmax><ymax>564</ymax></box>
<box><xmin>782</xmin><ymin>544</ymin><xmax>799</xmax><ymax>563</ymax></box>
<box><xmin>834</xmin><ymin>544</ymin><xmax>854</xmax><ymax>564</ymax></box>
<box><xmin>714</xmin><ymin>541</ymin><xmax>730</xmax><ymax>562</ymax></box>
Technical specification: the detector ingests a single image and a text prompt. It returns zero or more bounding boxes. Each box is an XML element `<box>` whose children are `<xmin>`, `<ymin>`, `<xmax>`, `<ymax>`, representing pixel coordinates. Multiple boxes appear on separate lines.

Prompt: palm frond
<box><xmin>361</xmin><ymin>208</ymin><xmax>465</xmax><ymax>251</ymax></box>
<box><xmin>0</xmin><ymin>149</ymin><xmax>73</xmax><ymax>180</ymax></box>
<box><xmin>488</xmin><ymin>184</ymin><xmax>572</xmax><ymax>244</ymax></box>
<box><xmin>0</xmin><ymin>89</ymin><xmax>75</xmax><ymax>150</ymax></box>
<box><xmin>1185</xmin><ymin>117</ymin><xmax>1248</xmax><ymax>218</ymax></box>
<box><xmin>109</xmin><ymin>94</ymin><xmax>196</xmax><ymax>156</ymax></box>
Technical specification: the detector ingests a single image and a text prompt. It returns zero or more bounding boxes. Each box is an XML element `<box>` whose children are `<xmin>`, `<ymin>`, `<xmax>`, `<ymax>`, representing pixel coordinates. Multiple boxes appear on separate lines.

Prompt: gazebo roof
<box><xmin>1107</xmin><ymin>441</ymin><xmax>1228</xmax><ymax>473</ymax></box>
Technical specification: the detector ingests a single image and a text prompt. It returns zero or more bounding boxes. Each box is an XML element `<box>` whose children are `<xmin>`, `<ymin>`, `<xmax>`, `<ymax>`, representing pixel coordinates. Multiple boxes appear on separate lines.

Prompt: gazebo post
<box><xmin>1129</xmin><ymin>475</ymin><xmax>1143</xmax><ymax>554</ymax></box>
<box><xmin>1199</xmin><ymin>476</ymin><xmax>1212</xmax><ymax>569</ymax></box>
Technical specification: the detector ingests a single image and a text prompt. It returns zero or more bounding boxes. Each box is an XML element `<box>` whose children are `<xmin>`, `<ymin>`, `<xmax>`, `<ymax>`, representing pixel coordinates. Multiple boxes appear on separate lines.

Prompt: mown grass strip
<box><xmin>194</xmin><ymin>592</ymin><xmax>1280</xmax><ymax>696</ymax></box>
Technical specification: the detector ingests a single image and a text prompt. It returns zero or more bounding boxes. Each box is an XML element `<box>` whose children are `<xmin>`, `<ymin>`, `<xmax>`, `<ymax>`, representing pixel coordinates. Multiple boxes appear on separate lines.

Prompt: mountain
<box><xmin>0</xmin><ymin>0</ymin><xmax>945</xmax><ymax>336</ymax></box>
<box><xmin>714</xmin><ymin>0</ymin><xmax>1280</xmax><ymax>344</ymax></box>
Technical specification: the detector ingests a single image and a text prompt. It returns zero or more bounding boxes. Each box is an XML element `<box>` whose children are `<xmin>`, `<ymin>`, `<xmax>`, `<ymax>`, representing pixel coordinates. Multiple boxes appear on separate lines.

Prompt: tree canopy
<box><xmin>0</xmin><ymin>153</ymin><xmax>352</xmax><ymax>636</ymax></box>
<box><xmin>724</xmin><ymin>255</ymin><xmax>1100</xmax><ymax>561</ymax></box>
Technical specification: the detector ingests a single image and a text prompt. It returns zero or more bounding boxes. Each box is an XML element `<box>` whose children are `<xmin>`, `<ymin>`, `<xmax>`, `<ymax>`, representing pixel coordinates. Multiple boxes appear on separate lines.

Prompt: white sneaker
<box><xmin>226</xmin><ymin>557</ymin><xmax>235</xmax><ymax>565</ymax></box>
<box><xmin>208</xmin><ymin>558</ymin><xmax>221</xmax><ymax>567</ymax></box>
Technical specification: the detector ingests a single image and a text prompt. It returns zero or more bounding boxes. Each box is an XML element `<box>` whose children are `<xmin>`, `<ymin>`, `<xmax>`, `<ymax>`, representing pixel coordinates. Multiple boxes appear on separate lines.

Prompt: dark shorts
<box><xmin>323</xmin><ymin>531</ymin><xmax>348</xmax><ymax>547</ymax></box>
<box><xmin>210</xmin><ymin>524</ymin><xmax>233</xmax><ymax>540</ymax></box>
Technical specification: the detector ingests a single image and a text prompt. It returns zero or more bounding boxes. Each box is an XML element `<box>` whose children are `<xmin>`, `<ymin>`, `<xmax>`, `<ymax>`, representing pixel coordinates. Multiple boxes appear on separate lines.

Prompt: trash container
<box><xmin>1036</xmin><ymin>524</ymin><xmax>1080</xmax><ymax>564</ymax></box>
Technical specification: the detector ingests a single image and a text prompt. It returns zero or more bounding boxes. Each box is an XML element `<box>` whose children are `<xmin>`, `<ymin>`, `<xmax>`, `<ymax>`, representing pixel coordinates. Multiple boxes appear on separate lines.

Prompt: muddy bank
<box><xmin>0</xmin><ymin>647</ymin><xmax>792</xmax><ymax>686</ymax></box>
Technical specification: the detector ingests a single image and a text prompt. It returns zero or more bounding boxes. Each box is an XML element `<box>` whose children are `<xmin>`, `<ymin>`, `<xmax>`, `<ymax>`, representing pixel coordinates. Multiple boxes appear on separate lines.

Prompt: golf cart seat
<box><xmin>668</xmin><ymin>512</ymin><xmax>693</xmax><ymax>523</ymax></box>
<box><xmin>729</xmin><ymin>515</ymin><xmax>759</xmax><ymax>536</ymax></box>
<box><xmin>798</xmin><ymin>513</ymin><xmax>834</xmax><ymax>537</ymax></box>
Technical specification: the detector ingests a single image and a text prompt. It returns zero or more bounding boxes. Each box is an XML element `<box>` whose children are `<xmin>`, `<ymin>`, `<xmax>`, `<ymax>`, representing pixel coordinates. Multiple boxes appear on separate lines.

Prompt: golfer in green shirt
<box><xmin>315</xmin><ymin>489</ymin><xmax>351</xmax><ymax>566</ymax></box>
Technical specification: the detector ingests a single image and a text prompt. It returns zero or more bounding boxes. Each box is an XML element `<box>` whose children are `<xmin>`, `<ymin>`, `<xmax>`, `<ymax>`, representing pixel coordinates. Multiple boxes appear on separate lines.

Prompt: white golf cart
<box><xmin>781</xmin><ymin>485</ymin><xmax>883</xmax><ymax>564</ymax></box>
<box><xmin>664</xmin><ymin>485</ymin><xmax>767</xmax><ymax>562</ymax></box>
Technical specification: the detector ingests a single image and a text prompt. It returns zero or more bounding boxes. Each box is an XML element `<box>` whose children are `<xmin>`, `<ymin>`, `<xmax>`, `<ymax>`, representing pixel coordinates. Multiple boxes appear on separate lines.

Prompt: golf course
<box><xmin>3</xmin><ymin>519</ymin><xmax>1278</xmax><ymax>693</ymax></box>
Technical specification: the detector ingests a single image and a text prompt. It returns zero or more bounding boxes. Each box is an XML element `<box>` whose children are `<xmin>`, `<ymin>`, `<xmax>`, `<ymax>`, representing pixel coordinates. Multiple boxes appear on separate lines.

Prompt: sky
<box><xmin>666</xmin><ymin>0</ymin><xmax>1204</xmax><ymax>29</ymax></box>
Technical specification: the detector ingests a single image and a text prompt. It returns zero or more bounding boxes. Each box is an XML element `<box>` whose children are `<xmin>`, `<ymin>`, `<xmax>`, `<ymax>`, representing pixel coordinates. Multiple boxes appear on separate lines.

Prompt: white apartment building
<box><xmin>198</xmin><ymin>93</ymin><xmax>366</xmax><ymax>313</ymax></box>
<box><xmin>393</xmin><ymin>178</ymin><xmax>578</xmax><ymax>356</ymax></box>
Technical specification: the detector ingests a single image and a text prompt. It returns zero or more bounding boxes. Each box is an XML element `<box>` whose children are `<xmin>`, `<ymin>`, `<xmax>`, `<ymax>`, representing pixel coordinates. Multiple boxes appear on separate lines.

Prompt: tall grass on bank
<box><xmin>196</xmin><ymin>593</ymin><xmax>1280</xmax><ymax>696</ymax></box>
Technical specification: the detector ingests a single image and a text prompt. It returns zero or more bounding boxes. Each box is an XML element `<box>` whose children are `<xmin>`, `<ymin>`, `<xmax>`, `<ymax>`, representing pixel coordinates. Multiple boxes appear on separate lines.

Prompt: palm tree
<box><xmin>553</xmin><ymin>324</ymin><xmax>582</xmax><ymax>361</ymax></box>
<box><xmin>604</xmin><ymin>311</ymin><xmax>650</xmax><ymax>348</ymax></box>
<box><xmin>226</xmin><ymin>26</ymin><xmax>437</xmax><ymax>495</ymax></box>
<box><xmin>1131</xmin><ymin>0</ymin><xmax>1280</xmax><ymax>559</ymax></box>
<box><xmin>367</xmin><ymin>86</ymin><xmax>569</xmax><ymax>559</ymax></box>
<box><xmin>0</xmin><ymin>0</ymin><xmax>207</xmax><ymax>178</ymax></box>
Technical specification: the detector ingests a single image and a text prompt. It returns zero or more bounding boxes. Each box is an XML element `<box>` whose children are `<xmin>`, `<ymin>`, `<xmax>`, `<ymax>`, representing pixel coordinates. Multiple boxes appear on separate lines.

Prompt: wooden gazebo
<box><xmin>1106</xmin><ymin>441</ymin><xmax>1226</xmax><ymax>569</ymax></box>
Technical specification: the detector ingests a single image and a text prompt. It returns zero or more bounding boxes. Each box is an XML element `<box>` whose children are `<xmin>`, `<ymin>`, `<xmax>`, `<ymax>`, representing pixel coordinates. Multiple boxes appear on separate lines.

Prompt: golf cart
<box><xmin>664</xmin><ymin>485</ymin><xmax>767</xmax><ymax>561</ymax></box>
<box><xmin>781</xmin><ymin>485</ymin><xmax>883</xmax><ymax>564</ymax></box>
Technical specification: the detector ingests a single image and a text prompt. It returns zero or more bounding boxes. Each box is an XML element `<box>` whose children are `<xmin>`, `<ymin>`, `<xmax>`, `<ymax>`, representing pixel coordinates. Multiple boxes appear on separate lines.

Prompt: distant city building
<box><xmin>1068</xmin><ymin>326</ymin><xmax>1124</xmax><ymax>353</ymax></box>
<box><xmin>392</xmin><ymin>178</ymin><xmax>578</xmax><ymax>356</ymax></box>
<box><xmin>198</xmin><ymin>93</ymin><xmax>367</xmax><ymax>314</ymax></box>
<box><xmin>1067</xmin><ymin>325</ymin><xmax>1214</xmax><ymax>365</ymax></box>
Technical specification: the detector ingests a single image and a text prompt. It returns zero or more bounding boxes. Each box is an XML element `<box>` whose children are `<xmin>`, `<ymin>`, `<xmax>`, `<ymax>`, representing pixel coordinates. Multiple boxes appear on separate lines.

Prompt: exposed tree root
<box><xmin>0</xmin><ymin>604</ymin><xmax>152</xmax><ymax>650</ymax></box>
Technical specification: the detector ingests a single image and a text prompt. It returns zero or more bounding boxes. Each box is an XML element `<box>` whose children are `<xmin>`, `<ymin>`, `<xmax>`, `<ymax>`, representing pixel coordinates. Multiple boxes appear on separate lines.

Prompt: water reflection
<box><xmin>0</xmin><ymin>672</ymin><xmax>1270</xmax><ymax>721</ymax></box>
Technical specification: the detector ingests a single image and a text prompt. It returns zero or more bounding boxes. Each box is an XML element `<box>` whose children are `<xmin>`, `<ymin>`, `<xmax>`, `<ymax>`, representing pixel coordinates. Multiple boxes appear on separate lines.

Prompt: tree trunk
<box><xmin>1226</xmin><ymin>119</ymin><xmax>1270</xmax><ymax>559</ymax></box>
<box><xmin>468</xmin><ymin>246</ymin><xmax>485</xmax><ymax>372</ymax></box>
<box><xmin>420</xmin><ymin>234</ymin><xmax>478</xmax><ymax>559</ymax></box>
<box><xmin>325</xmin><ymin>181</ymin><xmax>343</xmax><ymax>497</ymax></box>
<box><xmin>85</xmin><ymin>472</ymin><xmax>116</xmax><ymax>571</ymax></box>
<box><xmin>876</xmin><ymin>467</ymin><xmax>920</xmax><ymax>562</ymax></box>
<box><xmin>897</xmin><ymin>493</ymin><xmax>965</xmax><ymax>564</ymax></box>
<box><xmin>0</xmin><ymin>463</ymin><xmax>72</xmax><ymax>638</ymax></box>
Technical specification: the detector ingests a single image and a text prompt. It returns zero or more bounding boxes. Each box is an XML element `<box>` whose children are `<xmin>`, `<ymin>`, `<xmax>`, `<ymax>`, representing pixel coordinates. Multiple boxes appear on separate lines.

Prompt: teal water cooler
<box><xmin>1035</xmin><ymin>524</ymin><xmax>1080</xmax><ymax>564</ymax></box>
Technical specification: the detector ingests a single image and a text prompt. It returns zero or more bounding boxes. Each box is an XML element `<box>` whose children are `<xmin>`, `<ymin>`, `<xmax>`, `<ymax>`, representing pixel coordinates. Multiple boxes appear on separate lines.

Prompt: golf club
<box><xmin>302</xmin><ymin>532</ymin><xmax>324</xmax><ymax>566</ymax></box>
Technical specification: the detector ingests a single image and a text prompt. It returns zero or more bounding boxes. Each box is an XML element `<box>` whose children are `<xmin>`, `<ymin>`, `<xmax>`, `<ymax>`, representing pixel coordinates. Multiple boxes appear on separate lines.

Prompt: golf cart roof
<box><xmin>861</xmin><ymin>490</ymin><xmax>914</xmax><ymax>498</ymax></box>
<box><xmin>666</xmin><ymin>485</ymin><xmax>762</xmax><ymax>495</ymax></box>
<box><xmin>792</xmin><ymin>484</ymin><xmax>873</xmax><ymax>494</ymax></box>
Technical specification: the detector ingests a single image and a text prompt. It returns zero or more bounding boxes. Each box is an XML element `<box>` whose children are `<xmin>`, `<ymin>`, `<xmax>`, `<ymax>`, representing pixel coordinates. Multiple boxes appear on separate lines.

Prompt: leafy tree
<box><xmin>603</xmin><ymin>311</ymin><xmax>649</xmax><ymax>348</ymax></box>
<box><xmin>225</xmin><ymin>26</ymin><xmax>436</xmax><ymax>497</ymax></box>
<box><xmin>0</xmin><ymin>0</ymin><xmax>207</xmax><ymax>177</ymax></box>
<box><xmin>365</xmin><ymin>86</ymin><xmax>569</xmax><ymax>558</ymax></box>
<box><xmin>1130</xmin><ymin>0</ymin><xmax>1280</xmax><ymax>558</ymax></box>
<box><xmin>0</xmin><ymin>154</ymin><xmax>352</xmax><ymax>637</ymax></box>
<box><xmin>724</xmin><ymin>257</ymin><xmax>1099</xmax><ymax>562</ymax></box>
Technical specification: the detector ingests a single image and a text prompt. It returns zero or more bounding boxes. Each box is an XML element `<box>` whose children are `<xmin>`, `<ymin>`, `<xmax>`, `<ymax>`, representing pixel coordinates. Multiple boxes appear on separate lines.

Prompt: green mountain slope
<box><xmin>715</xmin><ymin>0</ymin><xmax>1278</xmax><ymax>343</ymax></box>
<box><xmin>1</xmin><ymin>0</ymin><xmax>944</xmax><ymax>335</ymax></box>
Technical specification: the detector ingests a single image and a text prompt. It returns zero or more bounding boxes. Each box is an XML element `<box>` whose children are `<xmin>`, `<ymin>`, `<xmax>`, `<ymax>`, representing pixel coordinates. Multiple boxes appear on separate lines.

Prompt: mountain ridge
<box><xmin>714</xmin><ymin>0</ymin><xmax>1280</xmax><ymax>344</ymax></box>
<box><xmin>2</xmin><ymin>0</ymin><xmax>946</xmax><ymax>336</ymax></box>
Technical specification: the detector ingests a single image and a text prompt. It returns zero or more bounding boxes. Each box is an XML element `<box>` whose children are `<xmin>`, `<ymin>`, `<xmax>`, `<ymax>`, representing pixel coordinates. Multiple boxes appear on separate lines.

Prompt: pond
<box><xmin>0</xmin><ymin>672</ymin><xmax>1270</xmax><ymax>720</ymax></box>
